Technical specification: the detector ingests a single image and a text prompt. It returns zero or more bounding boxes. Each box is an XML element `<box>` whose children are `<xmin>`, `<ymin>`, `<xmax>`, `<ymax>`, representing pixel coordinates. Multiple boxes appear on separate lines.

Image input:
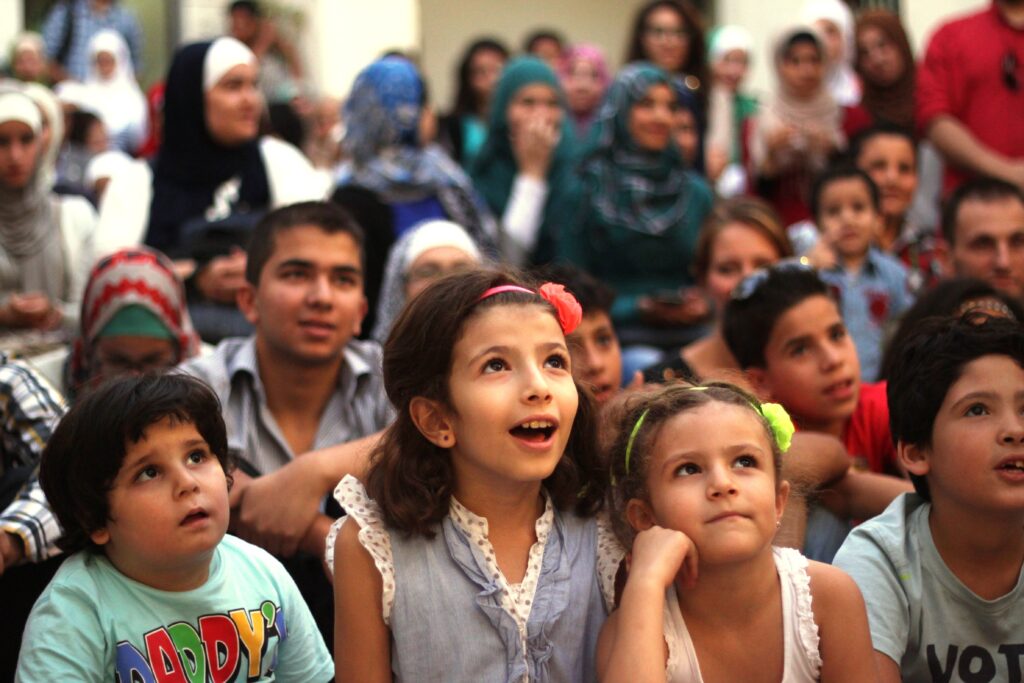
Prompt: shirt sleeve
<box><xmin>915</xmin><ymin>25</ymin><xmax>957</xmax><ymax>135</ymax></box>
<box><xmin>268</xmin><ymin>556</ymin><xmax>334</xmax><ymax>682</ymax></box>
<box><xmin>0</xmin><ymin>473</ymin><xmax>63</xmax><ymax>562</ymax></box>
<box><xmin>500</xmin><ymin>174</ymin><xmax>549</xmax><ymax>265</ymax></box>
<box><xmin>832</xmin><ymin>529</ymin><xmax>910</xmax><ymax>666</ymax></box>
<box><xmin>15</xmin><ymin>574</ymin><xmax>108</xmax><ymax>683</ymax></box>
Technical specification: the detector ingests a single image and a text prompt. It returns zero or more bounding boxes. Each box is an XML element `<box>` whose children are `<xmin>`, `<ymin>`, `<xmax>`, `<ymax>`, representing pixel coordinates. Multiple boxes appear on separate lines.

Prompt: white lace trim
<box><xmin>596</xmin><ymin>511</ymin><xmax>626</xmax><ymax>612</ymax></box>
<box><xmin>776</xmin><ymin>547</ymin><xmax>823</xmax><ymax>674</ymax></box>
<box><xmin>326</xmin><ymin>475</ymin><xmax>397</xmax><ymax>624</ymax></box>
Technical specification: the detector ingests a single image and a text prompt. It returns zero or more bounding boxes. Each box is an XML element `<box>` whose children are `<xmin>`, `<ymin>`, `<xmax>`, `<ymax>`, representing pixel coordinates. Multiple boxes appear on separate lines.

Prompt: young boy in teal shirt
<box><xmin>16</xmin><ymin>374</ymin><xmax>332</xmax><ymax>682</ymax></box>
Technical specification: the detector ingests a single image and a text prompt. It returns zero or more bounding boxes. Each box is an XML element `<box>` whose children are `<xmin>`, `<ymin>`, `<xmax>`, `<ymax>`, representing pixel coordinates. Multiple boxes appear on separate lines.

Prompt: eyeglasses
<box><xmin>730</xmin><ymin>258</ymin><xmax>814</xmax><ymax>301</ymax></box>
<box><xmin>1004</xmin><ymin>51</ymin><xmax>1019</xmax><ymax>92</ymax></box>
<box><xmin>644</xmin><ymin>26</ymin><xmax>691</xmax><ymax>42</ymax></box>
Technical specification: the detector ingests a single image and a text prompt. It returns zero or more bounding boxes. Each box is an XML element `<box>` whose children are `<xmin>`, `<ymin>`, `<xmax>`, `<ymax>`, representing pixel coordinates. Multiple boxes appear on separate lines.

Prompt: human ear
<box><xmin>409</xmin><ymin>396</ymin><xmax>455</xmax><ymax>448</ymax></box>
<box><xmin>744</xmin><ymin>366</ymin><xmax>772</xmax><ymax>400</ymax></box>
<box><xmin>625</xmin><ymin>498</ymin><xmax>656</xmax><ymax>533</ymax></box>
<box><xmin>351</xmin><ymin>295</ymin><xmax>369</xmax><ymax>337</ymax></box>
<box><xmin>897</xmin><ymin>441</ymin><xmax>930</xmax><ymax>477</ymax></box>
<box><xmin>774</xmin><ymin>479</ymin><xmax>790</xmax><ymax>526</ymax></box>
<box><xmin>89</xmin><ymin>527</ymin><xmax>110</xmax><ymax>547</ymax></box>
<box><xmin>236</xmin><ymin>282</ymin><xmax>258</xmax><ymax>325</ymax></box>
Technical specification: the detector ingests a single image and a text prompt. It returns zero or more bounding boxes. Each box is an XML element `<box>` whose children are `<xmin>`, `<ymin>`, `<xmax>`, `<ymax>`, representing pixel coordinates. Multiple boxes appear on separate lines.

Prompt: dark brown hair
<box><xmin>606</xmin><ymin>381</ymin><xmax>783</xmax><ymax>547</ymax></box>
<box><xmin>365</xmin><ymin>268</ymin><xmax>605</xmax><ymax>537</ymax></box>
<box><xmin>692</xmin><ymin>196</ymin><xmax>792</xmax><ymax>284</ymax></box>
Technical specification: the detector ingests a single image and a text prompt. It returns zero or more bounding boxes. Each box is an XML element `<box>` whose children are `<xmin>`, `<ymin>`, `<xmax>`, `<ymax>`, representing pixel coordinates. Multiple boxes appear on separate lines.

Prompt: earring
<box><xmin>441</xmin><ymin>434</ymin><xmax>450</xmax><ymax>444</ymax></box>
<box><xmin>775</xmin><ymin>519</ymin><xmax>782</xmax><ymax>530</ymax></box>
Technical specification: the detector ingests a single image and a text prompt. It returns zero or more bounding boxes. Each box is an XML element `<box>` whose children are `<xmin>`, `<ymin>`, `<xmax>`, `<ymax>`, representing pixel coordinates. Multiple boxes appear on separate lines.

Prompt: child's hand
<box><xmin>805</xmin><ymin>238</ymin><xmax>837</xmax><ymax>270</ymax></box>
<box><xmin>511</xmin><ymin>114</ymin><xmax>559</xmax><ymax>179</ymax></box>
<box><xmin>628</xmin><ymin>525</ymin><xmax>699</xmax><ymax>590</ymax></box>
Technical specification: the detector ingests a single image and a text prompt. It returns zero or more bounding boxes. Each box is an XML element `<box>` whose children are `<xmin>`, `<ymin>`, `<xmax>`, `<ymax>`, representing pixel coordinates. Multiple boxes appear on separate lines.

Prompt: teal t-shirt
<box><xmin>16</xmin><ymin>534</ymin><xmax>332</xmax><ymax>682</ymax></box>
<box><xmin>834</xmin><ymin>493</ymin><xmax>1024</xmax><ymax>683</ymax></box>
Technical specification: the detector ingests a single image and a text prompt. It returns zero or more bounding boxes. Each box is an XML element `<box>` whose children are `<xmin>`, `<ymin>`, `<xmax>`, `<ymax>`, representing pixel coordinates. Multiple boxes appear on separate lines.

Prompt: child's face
<box><xmin>570</xmin><ymin>311</ymin><xmax>622</xmax><ymax>405</ymax></box>
<box><xmin>856</xmin><ymin>134</ymin><xmax>917</xmax><ymax>222</ymax></box>
<box><xmin>779</xmin><ymin>42</ymin><xmax>823</xmax><ymax>99</ymax></box>
<box><xmin>91</xmin><ymin>417</ymin><xmax>229</xmax><ymax>591</ymax></box>
<box><xmin>817</xmin><ymin>177</ymin><xmax>880</xmax><ymax>262</ymax></box>
<box><xmin>903</xmin><ymin>354</ymin><xmax>1024</xmax><ymax>515</ymax></box>
<box><xmin>439</xmin><ymin>304</ymin><xmax>578</xmax><ymax>492</ymax></box>
<box><xmin>750</xmin><ymin>294</ymin><xmax>860</xmax><ymax>435</ymax></box>
<box><xmin>630</xmin><ymin>402</ymin><xmax>787</xmax><ymax>564</ymax></box>
<box><xmin>704</xmin><ymin>223</ymin><xmax>782</xmax><ymax>310</ymax></box>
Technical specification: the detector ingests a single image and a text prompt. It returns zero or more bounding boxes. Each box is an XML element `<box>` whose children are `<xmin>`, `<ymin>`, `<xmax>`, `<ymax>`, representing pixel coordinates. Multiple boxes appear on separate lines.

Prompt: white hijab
<box><xmin>82</xmin><ymin>29</ymin><xmax>147</xmax><ymax>152</ymax></box>
<box><xmin>800</xmin><ymin>0</ymin><xmax>861</xmax><ymax>106</ymax></box>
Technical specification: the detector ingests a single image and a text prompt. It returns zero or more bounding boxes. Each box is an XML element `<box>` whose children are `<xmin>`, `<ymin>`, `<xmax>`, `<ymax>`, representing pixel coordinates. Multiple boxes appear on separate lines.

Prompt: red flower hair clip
<box><xmin>539</xmin><ymin>282</ymin><xmax>582</xmax><ymax>335</ymax></box>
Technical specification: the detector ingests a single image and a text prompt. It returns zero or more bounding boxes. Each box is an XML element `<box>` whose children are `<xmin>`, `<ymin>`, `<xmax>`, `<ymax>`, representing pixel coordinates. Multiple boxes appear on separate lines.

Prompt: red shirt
<box><xmin>842</xmin><ymin>381</ymin><xmax>897</xmax><ymax>475</ymax></box>
<box><xmin>917</xmin><ymin>2</ymin><xmax>1024</xmax><ymax>193</ymax></box>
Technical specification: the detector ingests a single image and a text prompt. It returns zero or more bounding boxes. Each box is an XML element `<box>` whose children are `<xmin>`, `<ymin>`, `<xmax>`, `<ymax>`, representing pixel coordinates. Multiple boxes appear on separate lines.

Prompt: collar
<box><xmin>225</xmin><ymin>335</ymin><xmax>373</xmax><ymax>395</ymax></box>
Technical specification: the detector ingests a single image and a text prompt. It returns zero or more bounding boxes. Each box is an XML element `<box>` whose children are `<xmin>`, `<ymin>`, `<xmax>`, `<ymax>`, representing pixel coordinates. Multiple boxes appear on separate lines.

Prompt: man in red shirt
<box><xmin>918</xmin><ymin>1</ymin><xmax>1024</xmax><ymax>194</ymax></box>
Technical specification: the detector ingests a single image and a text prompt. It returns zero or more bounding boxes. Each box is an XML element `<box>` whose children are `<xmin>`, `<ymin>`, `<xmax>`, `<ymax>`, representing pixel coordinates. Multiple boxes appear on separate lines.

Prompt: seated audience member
<box><xmin>56</xmin><ymin>109</ymin><xmax>108</xmax><ymax>197</ymax></box>
<box><xmin>6</xmin><ymin>33</ymin><xmax>49</xmax><ymax>85</ymax></box>
<box><xmin>226</xmin><ymin>0</ymin><xmax>307</xmax><ymax>107</ymax></box>
<box><xmin>853</xmin><ymin>10</ymin><xmax>915</xmax><ymax>129</ymax></box>
<box><xmin>624</xmin><ymin>0</ymin><xmax>709</xmax><ymax>109</ymax></box>
<box><xmin>523</xmin><ymin>29</ymin><xmax>565</xmax><ymax>67</ymax></box>
<box><xmin>704</xmin><ymin>25</ymin><xmax>756</xmax><ymax>193</ymax></box>
<box><xmin>95</xmin><ymin>37</ymin><xmax>327</xmax><ymax>341</ymax></box>
<box><xmin>880</xmin><ymin>277</ymin><xmax>1024</xmax><ymax>380</ymax></box>
<box><xmin>942</xmin><ymin>177</ymin><xmax>1024</xmax><ymax>303</ymax></box>
<box><xmin>671</xmin><ymin>79</ymin><xmax>704</xmax><ymax>173</ymax></box>
<box><xmin>470</xmin><ymin>56</ymin><xmax>579</xmax><ymax>265</ymax></box>
<box><xmin>800</xmin><ymin>0</ymin><xmax>860</xmax><ymax>106</ymax></box>
<box><xmin>558</xmin><ymin>44</ymin><xmax>610</xmax><ymax>140</ymax></box>
<box><xmin>371</xmin><ymin>220</ymin><xmax>483</xmax><ymax>343</ymax></box>
<box><xmin>437</xmin><ymin>38</ymin><xmax>509</xmax><ymax>170</ymax></box>
<box><xmin>647</xmin><ymin>196</ymin><xmax>793</xmax><ymax>382</ymax></box>
<box><xmin>851</xmin><ymin>123</ymin><xmax>945</xmax><ymax>292</ymax></box>
<box><xmin>809</xmin><ymin>166</ymin><xmax>913</xmax><ymax>381</ymax></box>
<box><xmin>179</xmin><ymin>201</ymin><xmax>393</xmax><ymax>640</ymax></box>
<box><xmin>0</xmin><ymin>89</ymin><xmax>95</xmax><ymax>332</ymax></box>
<box><xmin>834</xmin><ymin>315</ymin><xmax>1024</xmax><ymax>683</ymax></box>
<box><xmin>40</xmin><ymin>0</ymin><xmax>144</xmax><ymax>84</ymax></box>
<box><xmin>916</xmin><ymin>0</ymin><xmax>1024</xmax><ymax>194</ymax></box>
<box><xmin>17</xmin><ymin>373</ymin><xmax>332</xmax><ymax>681</ymax></box>
<box><xmin>333</xmin><ymin>57</ymin><xmax>494</xmax><ymax>335</ymax></box>
<box><xmin>750</xmin><ymin>24</ymin><xmax>844</xmax><ymax>226</ymax></box>
<box><xmin>723</xmin><ymin>262</ymin><xmax>897</xmax><ymax>476</ymax></box>
<box><xmin>564</xmin><ymin>63</ymin><xmax>713</xmax><ymax>369</ymax></box>
<box><xmin>304</xmin><ymin>95</ymin><xmax>342</xmax><ymax>171</ymax></box>
<box><xmin>79</xmin><ymin>29</ymin><xmax>147</xmax><ymax>154</ymax></box>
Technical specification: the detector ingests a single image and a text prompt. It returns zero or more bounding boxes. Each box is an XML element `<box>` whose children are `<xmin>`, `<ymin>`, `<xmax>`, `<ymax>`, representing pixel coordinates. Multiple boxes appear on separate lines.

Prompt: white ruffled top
<box><xmin>662</xmin><ymin>546</ymin><xmax>823</xmax><ymax>682</ymax></box>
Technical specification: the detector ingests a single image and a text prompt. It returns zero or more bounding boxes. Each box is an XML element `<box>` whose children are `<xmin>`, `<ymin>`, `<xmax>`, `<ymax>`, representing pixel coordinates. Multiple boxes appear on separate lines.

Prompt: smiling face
<box><xmin>632</xmin><ymin>402</ymin><xmax>787</xmax><ymax>564</ymax></box>
<box><xmin>903</xmin><ymin>355</ymin><xmax>1024</xmax><ymax>517</ymax></box>
<box><xmin>703</xmin><ymin>224</ymin><xmax>783</xmax><ymax>310</ymax></box>
<box><xmin>91</xmin><ymin>417</ymin><xmax>229</xmax><ymax>591</ymax></box>
<box><xmin>749</xmin><ymin>294</ymin><xmax>860</xmax><ymax>435</ymax></box>
<box><xmin>816</xmin><ymin>176</ymin><xmax>880</xmax><ymax>262</ymax></box>
<box><xmin>856</xmin><ymin>133</ymin><xmax>917</xmax><ymax>222</ymax></box>
<box><xmin>629</xmin><ymin>83</ymin><xmax>676</xmax><ymax>152</ymax></box>
<box><xmin>204</xmin><ymin>62</ymin><xmax>261</xmax><ymax>146</ymax></box>
<box><xmin>240</xmin><ymin>225</ymin><xmax>367</xmax><ymax>369</ymax></box>
<box><xmin>441</xmin><ymin>304</ymin><xmax>578</xmax><ymax>496</ymax></box>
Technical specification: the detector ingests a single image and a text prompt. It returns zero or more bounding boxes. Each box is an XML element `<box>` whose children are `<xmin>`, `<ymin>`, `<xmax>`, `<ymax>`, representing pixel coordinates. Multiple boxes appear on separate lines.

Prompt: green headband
<box><xmin>620</xmin><ymin>388</ymin><xmax>795</xmax><ymax>478</ymax></box>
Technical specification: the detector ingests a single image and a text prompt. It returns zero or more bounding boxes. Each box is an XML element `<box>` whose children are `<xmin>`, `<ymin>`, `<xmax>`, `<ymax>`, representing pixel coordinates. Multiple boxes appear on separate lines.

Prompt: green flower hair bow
<box><xmin>758</xmin><ymin>402</ymin><xmax>794</xmax><ymax>453</ymax></box>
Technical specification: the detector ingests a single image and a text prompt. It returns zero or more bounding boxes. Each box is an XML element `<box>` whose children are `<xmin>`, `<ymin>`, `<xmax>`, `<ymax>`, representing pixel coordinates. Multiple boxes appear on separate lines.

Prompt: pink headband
<box><xmin>478</xmin><ymin>282</ymin><xmax>583</xmax><ymax>335</ymax></box>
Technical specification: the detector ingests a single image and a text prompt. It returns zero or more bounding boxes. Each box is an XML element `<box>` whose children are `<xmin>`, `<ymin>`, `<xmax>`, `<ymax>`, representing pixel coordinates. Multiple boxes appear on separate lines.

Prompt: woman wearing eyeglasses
<box><xmin>625</xmin><ymin>0</ymin><xmax>709</xmax><ymax>111</ymax></box>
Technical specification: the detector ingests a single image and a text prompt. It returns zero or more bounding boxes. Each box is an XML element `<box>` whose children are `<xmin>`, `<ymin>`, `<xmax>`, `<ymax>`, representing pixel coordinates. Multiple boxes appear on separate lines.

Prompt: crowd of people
<box><xmin>1</xmin><ymin>0</ymin><xmax>1023</xmax><ymax>680</ymax></box>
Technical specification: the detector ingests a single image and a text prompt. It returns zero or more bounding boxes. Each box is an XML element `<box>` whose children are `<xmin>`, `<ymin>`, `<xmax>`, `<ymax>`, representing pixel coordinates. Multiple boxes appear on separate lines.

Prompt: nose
<box><xmin>581</xmin><ymin>342</ymin><xmax>605</xmax><ymax>379</ymax></box>
<box><xmin>521</xmin><ymin>364</ymin><xmax>553</xmax><ymax>404</ymax></box>
<box><xmin>174</xmin><ymin>465</ymin><xmax>201</xmax><ymax>498</ymax></box>
<box><xmin>994</xmin><ymin>241</ymin><xmax>1012</xmax><ymax>270</ymax></box>
<box><xmin>306</xmin><ymin>274</ymin><xmax>333</xmax><ymax>308</ymax></box>
<box><xmin>706</xmin><ymin>462</ymin><xmax>738</xmax><ymax>498</ymax></box>
<box><xmin>820</xmin><ymin>341</ymin><xmax>845</xmax><ymax>371</ymax></box>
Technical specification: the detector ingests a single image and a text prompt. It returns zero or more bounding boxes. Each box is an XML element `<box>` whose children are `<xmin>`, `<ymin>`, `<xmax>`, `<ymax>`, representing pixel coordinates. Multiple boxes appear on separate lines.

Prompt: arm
<box><xmin>231</xmin><ymin>433</ymin><xmax>381</xmax><ymax>557</ymax></box>
<box><xmin>818</xmin><ymin>470</ymin><xmax>912</xmax><ymax>521</ymax></box>
<box><xmin>598</xmin><ymin>526</ymin><xmax>697</xmax><ymax>683</ymax></box>
<box><xmin>500</xmin><ymin>175</ymin><xmax>548</xmax><ymax>265</ymax></box>
<box><xmin>926</xmin><ymin>116</ymin><xmax>1024</xmax><ymax>189</ymax></box>
<box><xmin>333</xmin><ymin>519</ymin><xmax>391</xmax><ymax>683</ymax></box>
<box><xmin>807</xmin><ymin>562</ymin><xmax>879</xmax><ymax>683</ymax></box>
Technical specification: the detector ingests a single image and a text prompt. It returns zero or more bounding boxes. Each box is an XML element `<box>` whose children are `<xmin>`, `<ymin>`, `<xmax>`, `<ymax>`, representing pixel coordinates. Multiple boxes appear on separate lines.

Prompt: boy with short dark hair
<box><xmin>16</xmin><ymin>374</ymin><xmax>332</xmax><ymax>682</ymax></box>
<box><xmin>809</xmin><ymin>165</ymin><xmax>914</xmax><ymax>381</ymax></box>
<box><xmin>834</xmin><ymin>315</ymin><xmax>1024</xmax><ymax>682</ymax></box>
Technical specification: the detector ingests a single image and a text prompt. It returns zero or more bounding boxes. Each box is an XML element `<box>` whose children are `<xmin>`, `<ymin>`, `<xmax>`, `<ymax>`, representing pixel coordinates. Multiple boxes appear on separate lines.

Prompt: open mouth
<box><xmin>509</xmin><ymin>420</ymin><xmax>557</xmax><ymax>443</ymax></box>
<box><xmin>181</xmin><ymin>509</ymin><xmax>209</xmax><ymax>525</ymax></box>
<box><xmin>997</xmin><ymin>459</ymin><xmax>1024</xmax><ymax>472</ymax></box>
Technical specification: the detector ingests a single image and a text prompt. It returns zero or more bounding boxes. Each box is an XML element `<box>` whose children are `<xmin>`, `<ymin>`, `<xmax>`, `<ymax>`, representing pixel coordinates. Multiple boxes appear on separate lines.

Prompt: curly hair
<box><xmin>365</xmin><ymin>267</ymin><xmax>605</xmax><ymax>537</ymax></box>
<box><xmin>605</xmin><ymin>381</ymin><xmax>783</xmax><ymax>548</ymax></box>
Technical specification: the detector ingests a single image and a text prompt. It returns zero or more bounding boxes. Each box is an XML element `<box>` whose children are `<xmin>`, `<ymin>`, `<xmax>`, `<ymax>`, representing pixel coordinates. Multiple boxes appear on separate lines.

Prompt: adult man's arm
<box><xmin>927</xmin><ymin>116</ymin><xmax>1024</xmax><ymax>190</ymax></box>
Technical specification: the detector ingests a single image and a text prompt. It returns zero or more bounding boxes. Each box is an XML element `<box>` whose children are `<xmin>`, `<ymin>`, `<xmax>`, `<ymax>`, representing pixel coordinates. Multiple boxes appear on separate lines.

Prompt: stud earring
<box><xmin>776</xmin><ymin>519</ymin><xmax>782</xmax><ymax>530</ymax></box>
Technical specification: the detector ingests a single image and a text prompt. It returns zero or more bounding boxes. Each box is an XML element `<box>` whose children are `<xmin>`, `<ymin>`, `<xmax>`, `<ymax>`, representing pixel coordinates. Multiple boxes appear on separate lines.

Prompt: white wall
<box><xmin>0</xmin><ymin>0</ymin><xmax>24</xmax><ymax>60</ymax></box>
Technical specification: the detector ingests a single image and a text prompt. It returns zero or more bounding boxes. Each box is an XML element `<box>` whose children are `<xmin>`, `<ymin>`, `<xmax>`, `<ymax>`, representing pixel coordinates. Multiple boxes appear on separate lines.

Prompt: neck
<box><xmin>929</xmin><ymin>500</ymin><xmax>1024</xmax><ymax>598</ymax></box>
<box><xmin>254</xmin><ymin>337</ymin><xmax>343</xmax><ymax>416</ymax></box>
<box><xmin>998</xmin><ymin>1</ymin><xmax>1024</xmax><ymax>29</ymax></box>
<box><xmin>879</xmin><ymin>215</ymin><xmax>902</xmax><ymax>250</ymax></box>
<box><xmin>676</xmin><ymin>548</ymin><xmax>778</xmax><ymax>624</ymax></box>
<box><xmin>453</xmin><ymin>472</ymin><xmax>545</xmax><ymax>535</ymax></box>
<box><xmin>840</xmin><ymin>251</ymin><xmax>868</xmax><ymax>274</ymax></box>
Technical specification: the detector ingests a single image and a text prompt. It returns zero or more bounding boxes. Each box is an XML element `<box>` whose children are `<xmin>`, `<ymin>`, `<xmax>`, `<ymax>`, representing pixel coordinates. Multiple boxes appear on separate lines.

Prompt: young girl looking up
<box><xmin>329</xmin><ymin>268</ymin><xmax>620</xmax><ymax>683</ymax></box>
<box><xmin>597</xmin><ymin>382</ymin><xmax>875</xmax><ymax>682</ymax></box>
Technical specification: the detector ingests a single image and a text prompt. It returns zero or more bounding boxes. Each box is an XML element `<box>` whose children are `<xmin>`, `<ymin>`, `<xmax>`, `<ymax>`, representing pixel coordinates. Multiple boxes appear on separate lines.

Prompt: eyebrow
<box><xmin>953</xmin><ymin>390</ymin><xmax>1024</xmax><ymax>405</ymax></box>
<box><xmin>658</xmin><ymin>443</ymin><xmax>765</xmax><ymax>474</ymax></box>
<box><xmin>122</xmin><ymin>438</ymin><xmax>210</xmax><ymax>470</ymax></box>
<box><xmin>781</xmin><ymin>334</ymin><xmax>813</xmax><ymax>354</ymax></box>
<box><xmin>276</xmin><ymin>259</ymin><xmax>362</xmax><ymax>275</ymax></box>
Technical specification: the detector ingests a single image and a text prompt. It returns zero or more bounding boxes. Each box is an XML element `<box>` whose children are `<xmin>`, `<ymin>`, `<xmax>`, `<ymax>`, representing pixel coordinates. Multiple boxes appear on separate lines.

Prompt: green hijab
<box><xmin>470</xmin><ymin>57</ymin><xmax>580</xmax><ymax>263</ymax></box>
<box><xmin>580</xmin><ymin>62</ymin><xmax>697</xmax><ymax>236</ymax></box>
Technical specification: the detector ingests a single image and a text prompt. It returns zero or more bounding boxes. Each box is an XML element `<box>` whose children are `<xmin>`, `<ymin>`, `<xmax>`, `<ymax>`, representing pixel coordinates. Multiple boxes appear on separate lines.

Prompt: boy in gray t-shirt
<box><xmin>834</xmin><ymin>314</ymin><xmax>1024</xmax><ymax>683</ymax></box>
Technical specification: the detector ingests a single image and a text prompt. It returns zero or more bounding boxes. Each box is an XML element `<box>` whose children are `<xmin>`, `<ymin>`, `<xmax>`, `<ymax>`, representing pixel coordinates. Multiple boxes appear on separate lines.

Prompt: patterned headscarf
<box><xmin>579</xmin><ymin>62</ymin><xmax>693</xmax><ymax>236</ymax></box>
<box><xmin>67</xmin><ymin>247</ymin><xmax>201</xmax><ymax>391</ymax></box>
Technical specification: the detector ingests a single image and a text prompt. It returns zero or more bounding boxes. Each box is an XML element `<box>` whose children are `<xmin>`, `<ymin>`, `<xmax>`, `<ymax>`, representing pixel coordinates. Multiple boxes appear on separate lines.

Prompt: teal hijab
<box><xmin>581</xmin><ymin>62</ymin><xmax>695</xmax><ymax>236</ymax></box>
<box><xmin>470</xmin><ymin>57</ymin><xmax>580</xmax><ymax>263</ymax></box>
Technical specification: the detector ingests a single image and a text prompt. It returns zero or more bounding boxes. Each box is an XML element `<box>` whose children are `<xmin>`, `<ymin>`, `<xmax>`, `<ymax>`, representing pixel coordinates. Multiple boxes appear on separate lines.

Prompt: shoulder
<box><xmin>806</xmin><ymin>559</ymin><xmax>865</xmax><ymax>610</ymax></box>
<box><xmin>177</xmin><ymin>338</ymin><xmax>249</xmax><ymax>381</ymax></box>
<box><xmin>834</xmin><ymin>493</ymin><xmax>924</xmax><ymax>570</ymax></box>
<box><xmin>344</xmin><ymin>339</ymin><xmax>384</xmax><ymax>373</ymax></box>
<box><xmin>216</xmin><ymin>534</ymin><xmax>295</xmax><ymax>587</ymax></box>
<box><xmin>259</xmin><ymin>135</ymin><xmax>308</xmax><ymax>164</ymax></box>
